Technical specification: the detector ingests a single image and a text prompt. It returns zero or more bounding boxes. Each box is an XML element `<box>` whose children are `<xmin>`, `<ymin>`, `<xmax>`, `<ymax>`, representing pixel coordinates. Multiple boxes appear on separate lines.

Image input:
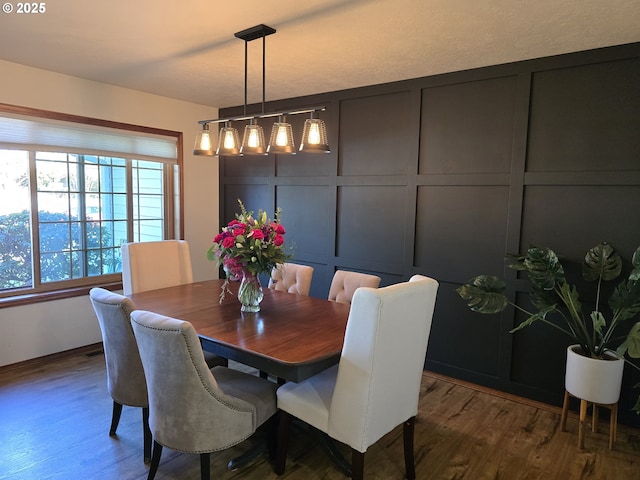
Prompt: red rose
<box><xmin>234</xmin><ymin>223</ymin><xmax>248</xmax><ymax>235</ymax></box>
<box><xmin>274</xmin><ymin>234</ymin><xmax>284</xmax><ymax>246</ymax></box>
<box><xmin>221</xmin><ymin>236</ymin><xmax>235</xmax><ymax>249</ymax></box>
<box><xmin>214</xmin><ymin>233</ymin><xmax>224</xmax><ymax>243</ymax></box>
<box><xmin>273</xmin><ymin>223</ymin><xmax>285</xmax><ymax>234</ymax></box>
<box><xmin>251</xmin><ymin>229</ymin><xmax>265</xmax><ymax>240</ymax></box>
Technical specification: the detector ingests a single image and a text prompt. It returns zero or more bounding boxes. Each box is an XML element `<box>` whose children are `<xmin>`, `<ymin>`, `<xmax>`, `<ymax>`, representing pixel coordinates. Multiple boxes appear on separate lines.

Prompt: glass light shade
<box><xmin>216</xmin><ymin>125</ymin><xmax>241</xmax><ymax>156</ymax></box>
<box><xmin>299</xmin><ymin>117</ymin><xmax>330</xmax><ymax>153</ymax></box>
<box><xmin>193</xmin><ymin>124</ymin><xmax>214</xmax><ymax>156</ymax></box>
<box><xmin>240</xmin><ymin>121</ymin><xmax>267</xmax><ymax>155</ymax></box>
<box><xmin>267</xmin><ymin>120</ymin><xmax>296</xmax><ymax>154</ymax></box>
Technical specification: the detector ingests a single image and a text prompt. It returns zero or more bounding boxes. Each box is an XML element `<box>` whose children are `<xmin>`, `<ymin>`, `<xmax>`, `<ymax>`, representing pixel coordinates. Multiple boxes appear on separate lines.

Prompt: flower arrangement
<box><xmin>207</xmin><ymin>199</ymin><xmax>292</xmax><ymax>303</ymax></box>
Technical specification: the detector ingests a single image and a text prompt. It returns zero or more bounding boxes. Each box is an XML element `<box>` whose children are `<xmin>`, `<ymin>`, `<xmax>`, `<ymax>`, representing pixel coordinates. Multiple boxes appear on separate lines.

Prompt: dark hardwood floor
<box><xmin>1</xmin><ymin>345</ymin><xmax>639</xmax><ymax>480</ymax></box>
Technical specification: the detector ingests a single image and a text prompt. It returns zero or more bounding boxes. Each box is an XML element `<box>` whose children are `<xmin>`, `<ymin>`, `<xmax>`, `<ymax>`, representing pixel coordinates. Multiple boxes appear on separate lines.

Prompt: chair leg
<box><xmin>200</xmin><ymin>453</ymin><xmax>211</xmax><ymax>480</ymax></box>
<box><xmin>142</xmin><ymin>407</ymin><xmax>151</xmax><ymax>463</ymax></box>
<box><xmin>351</xmin><ymin>449</ymin><xmax>365</xmax><ymax>480</ymax></box>
<box><xmin>266</xmin><ymin>412</ymin><xmax>279</xmax><ymax>462</ymax></box>
<box><xmin>147</xmin><ymin>441</ymin><xmax>163</xmax><ymax>480</ymax></box>
<box><xmin>275</xmin><ymin>411</ymin><xmax>292</xmax><ymax>474</ymax></box>
<box><xmin>403</xmin><ymin>417</ymin><xmax>416</xmax><ymax>480</ymax></box>
<box><xmin>109</xmin><ymin>401</ymin><xmax>123</xmax><ymax>436</ymax></box>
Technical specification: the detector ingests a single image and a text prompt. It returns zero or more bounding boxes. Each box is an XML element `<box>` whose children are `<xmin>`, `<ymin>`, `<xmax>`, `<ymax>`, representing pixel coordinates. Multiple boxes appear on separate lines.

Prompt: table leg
<box><xmin>227</xmin><ymin>441</ymin><xmax>265</xmax><ymax>471</ymax></box>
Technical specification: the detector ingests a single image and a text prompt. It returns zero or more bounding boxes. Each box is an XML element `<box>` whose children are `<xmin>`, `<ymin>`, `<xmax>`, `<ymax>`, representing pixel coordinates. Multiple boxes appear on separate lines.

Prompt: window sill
<box><xmin>0</xmin><ymin>282</ymin><xmax>123</xmax><ymax>309</ymax></box>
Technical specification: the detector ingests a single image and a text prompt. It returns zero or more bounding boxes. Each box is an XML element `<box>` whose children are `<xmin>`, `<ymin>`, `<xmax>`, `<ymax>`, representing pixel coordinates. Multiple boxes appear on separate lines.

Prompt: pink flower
<box><xmin>251</xmin><ymin>229</ymin><xmax>265</xmax><ymax>240</ymax></box>
<box><xmin>273</xmin><ymin>223</ymin><xmax>285</xmax><ymax>234</ymax></box>
<box><xmin>274</xmin><ymin>234</ymin><xmax>285</xmax><ymax>246</ymax></box>
<box><xmin>214</xmin><ymin>233</ymin><xmax>224</xmax><ymax>243</ymax></box>
<box><xmin>231</xmin><ymin>223</ymin><xmax>246</xmax><ymax>236</ymax></box>
<box><xmin>221</xmin><ymin>236</ymin><xmax>235</xmax><ymax>249</ymax></box>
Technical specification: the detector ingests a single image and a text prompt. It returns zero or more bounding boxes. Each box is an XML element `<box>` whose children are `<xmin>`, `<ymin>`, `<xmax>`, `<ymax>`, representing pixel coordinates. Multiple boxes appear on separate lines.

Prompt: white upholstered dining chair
<box><xmin>130</xmin><ymin>310</ymin><xmax>278</xmax><ymax>480</ymax></box>
<box><xmin>121</xmin><ymin>240</ymin><xmax>193</xmax><ymax>295</ymax></box>
<box><xmin>121</xmin><ymin>239</ymin><xmax>227</xmax><ymax>368</ymax></box>
<box><xmin>89</xmin><ymin>287</ymin><xmax>151</xmax><ymax>463</ymax></box>
<box><xmin>275</xmin><ymin>275</ymin><xmax>439</xmax><ymax>480</ymax></box>
<box><xmin>268</xmin><ymin>263</ymin><xmax>314</xmax><ymax>296</ymax></box>
<box><xmin>327</xmin><ymin>269</ymin><xmax>381</xmax><ymax>304</ymax></box>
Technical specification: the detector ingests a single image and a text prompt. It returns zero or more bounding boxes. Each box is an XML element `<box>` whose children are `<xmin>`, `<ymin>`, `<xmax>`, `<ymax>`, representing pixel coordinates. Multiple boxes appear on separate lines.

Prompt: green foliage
<box><xmin>457</xmin><ymin>242</ymin><xmax>640</xmax><ymax>413</ymax></box>
<box><xmin>0</xmin><ymin>210</ymin><xmax>115</xmax><ymax>289</ymax></box>
<box><xmin>456</xmin><ymin>275</ymin><xmax>507</xmax><ymax>314</ymax></box>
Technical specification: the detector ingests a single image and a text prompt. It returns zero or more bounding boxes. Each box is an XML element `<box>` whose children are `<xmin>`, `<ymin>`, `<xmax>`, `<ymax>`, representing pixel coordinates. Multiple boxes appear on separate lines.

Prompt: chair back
<box><xmin>89</xmin><ymin>287</ymin><xmax>147</xmax><ymax>407</ymax></box>
<box><xmin>327</xmin><ymin>270</ymin><xmax>381</xmax><ymax>304</ymax></box>
<box><xmin>121</xmin><ymin>240</ymin><xmax>193</xmax><ymax>295</ymax></box>
<box><xmin>268</xmin><ymin>263</ymin><xmax>314</xmax><ymax>296</ymax></box>
<box><xmin>130</xmin><ymin>310</ymin><xmax>259</xmax><ymax>453</ymax></box>
<box><xmin>328</xmin><ymin>275</ymin><xmax>438</xmax><ymax>452</ymax></box>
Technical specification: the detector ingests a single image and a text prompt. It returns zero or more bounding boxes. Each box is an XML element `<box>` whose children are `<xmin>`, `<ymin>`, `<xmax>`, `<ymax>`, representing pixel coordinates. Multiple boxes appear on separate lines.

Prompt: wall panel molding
<box><xmin>219</xmin><ymin>42</ymin><xmax>640</xmax><ymax>426</ymax></box>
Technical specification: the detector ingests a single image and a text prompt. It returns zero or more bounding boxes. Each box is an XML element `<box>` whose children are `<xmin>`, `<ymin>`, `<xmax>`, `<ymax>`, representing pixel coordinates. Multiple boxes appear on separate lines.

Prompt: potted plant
<box><xmin>457</xmin><ymin>242</ymin><xmax>640</xmax><ymax>411</ymax></box>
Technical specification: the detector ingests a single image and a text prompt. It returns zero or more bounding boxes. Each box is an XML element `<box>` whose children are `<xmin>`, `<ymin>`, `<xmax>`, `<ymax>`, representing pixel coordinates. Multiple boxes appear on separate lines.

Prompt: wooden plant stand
<box><xmin>560</xmin><ymin>389</ymin><xmax>618</xmax><ymax>450</ymax></box>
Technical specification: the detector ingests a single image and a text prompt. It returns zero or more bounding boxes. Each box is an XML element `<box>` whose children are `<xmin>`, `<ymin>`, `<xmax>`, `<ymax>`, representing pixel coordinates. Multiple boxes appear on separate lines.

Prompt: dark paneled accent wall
<box><xmin>219</xmin><ymin>43</ymin><xmax>640</xmax><ymax>426</ymax></box>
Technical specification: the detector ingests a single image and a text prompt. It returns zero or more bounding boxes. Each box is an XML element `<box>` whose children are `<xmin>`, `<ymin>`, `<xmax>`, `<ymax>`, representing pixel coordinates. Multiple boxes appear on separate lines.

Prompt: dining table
<box><xmin>125</xmin><ymin>278</ymin><xmax>351</xmax><ymax>383</ymax></box>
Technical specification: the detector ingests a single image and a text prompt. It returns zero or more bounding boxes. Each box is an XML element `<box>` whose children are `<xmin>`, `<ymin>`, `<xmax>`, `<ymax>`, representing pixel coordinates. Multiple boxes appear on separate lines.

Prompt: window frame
<box><xmin>0</xmin><ymin>103</ymin><xmax>184</xmax><ymax>308</ymax></box>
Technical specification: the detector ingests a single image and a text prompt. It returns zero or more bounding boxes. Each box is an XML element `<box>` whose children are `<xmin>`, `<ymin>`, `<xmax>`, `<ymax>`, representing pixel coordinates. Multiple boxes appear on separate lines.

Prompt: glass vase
<box><xmin>238</xmin><ymin>271</ymin><xmax>263</xmax><ymax>313</ymax></box>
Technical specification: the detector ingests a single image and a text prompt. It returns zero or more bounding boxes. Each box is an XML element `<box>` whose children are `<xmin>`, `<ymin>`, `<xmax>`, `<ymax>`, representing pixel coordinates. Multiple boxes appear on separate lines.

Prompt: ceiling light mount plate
<box><xmin>234</xmin><ymin>24</ymin><xmax>276</xmax><ymax>42</ymax></box>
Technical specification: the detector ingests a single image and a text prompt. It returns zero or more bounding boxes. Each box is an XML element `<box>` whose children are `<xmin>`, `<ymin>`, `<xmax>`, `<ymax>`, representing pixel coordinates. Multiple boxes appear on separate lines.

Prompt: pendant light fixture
<box><xmin>193</xmin><ymin>24</ymin><xmax>330</xmax><ymax>157</ymax></box>
<box><xmin>299</xmin><ymin>111</ymin><xmax>330</xmax><ymax>153</ymax></box>
<box><xmin>267</xmin><ymin>115</ymin><xmax>296</xmax><ymax>154</ymax></box>
<box><xmin>193</xmin><ymin>123</ymin><xmax>214</xmax><ymax>156</ymax></box>
<box><xmin>215</xmin><ymin>121</ymin><xmax>240</xmax><ymax>156</ymax></box>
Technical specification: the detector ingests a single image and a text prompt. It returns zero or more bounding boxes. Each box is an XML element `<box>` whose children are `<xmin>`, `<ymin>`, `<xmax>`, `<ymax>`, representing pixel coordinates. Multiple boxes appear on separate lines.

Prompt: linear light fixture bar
<box><xmin>197</xmin><ymin>106</ymin><xmax>327</xmax><ymax>126</ymax></box>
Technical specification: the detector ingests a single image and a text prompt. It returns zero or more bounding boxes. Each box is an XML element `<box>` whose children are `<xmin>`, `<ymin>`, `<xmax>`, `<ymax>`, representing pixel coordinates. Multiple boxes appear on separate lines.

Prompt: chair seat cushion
<box><xmin>203</xmin><ymin>351</ymin><xmax>227</xmax><ymax>368</ymax></box>
<box><xmin>276</xmin><ymin>364</ymin><xmax>338</xmax><ymax>433</ymax></box>
<box><xmin>212</xmin><ymin>366</ymin><xmax>277</xmax><ymax>428</ymax></box>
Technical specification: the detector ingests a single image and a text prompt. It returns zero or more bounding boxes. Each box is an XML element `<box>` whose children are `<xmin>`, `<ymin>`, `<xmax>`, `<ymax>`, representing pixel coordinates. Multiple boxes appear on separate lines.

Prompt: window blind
<box><xmin>0</xmin><ymin>114</ymin><xmax>177</xmax><ymax>163</ymax></box>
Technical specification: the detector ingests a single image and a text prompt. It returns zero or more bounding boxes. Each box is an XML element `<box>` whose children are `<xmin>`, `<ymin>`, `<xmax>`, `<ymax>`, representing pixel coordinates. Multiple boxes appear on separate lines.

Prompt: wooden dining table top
<box><xmin>126</xmin><ymin>279</ymin><xmax>351</xmax><ymax>382</ymax></box>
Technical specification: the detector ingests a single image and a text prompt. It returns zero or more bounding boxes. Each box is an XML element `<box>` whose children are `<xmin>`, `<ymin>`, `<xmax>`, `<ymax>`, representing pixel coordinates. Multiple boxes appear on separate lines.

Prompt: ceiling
<box><xmin>1</xmin><ymin>0</ymin><xmax>638</xmax><ymax>109</ymax></box>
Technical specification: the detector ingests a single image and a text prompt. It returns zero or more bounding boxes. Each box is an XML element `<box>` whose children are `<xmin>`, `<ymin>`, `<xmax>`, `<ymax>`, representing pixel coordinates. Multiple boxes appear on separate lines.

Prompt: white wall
<box><xmin>0</xmin><ymin>60</ymin><xmax>220</xmax><ymax>366</ymax></box>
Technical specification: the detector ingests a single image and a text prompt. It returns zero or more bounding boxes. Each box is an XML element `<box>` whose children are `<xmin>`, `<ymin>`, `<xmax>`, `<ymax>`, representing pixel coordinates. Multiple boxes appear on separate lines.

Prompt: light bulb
<box><xmin>199</xmin><ymin>132</ymin><xmax>212</xmax><ymax>150</ymax></box>
<box><xmin>223</xmin><ymin>130</ymin><xmax>236</xmax><ymax>149</ymax></box>
<box><xmin>308</xmin><ymin>123</ymin><xmax>321</xmax><ymax>145</ymax></box>
<box><xmin>275</xmin><ymin>125</ymin><xmax>288</xmax><ymax>146</ymax></box>
<box><xmin>248</xmin><ymin>128</ymin><xmax>259</xmax><ymax>147</ymax></box>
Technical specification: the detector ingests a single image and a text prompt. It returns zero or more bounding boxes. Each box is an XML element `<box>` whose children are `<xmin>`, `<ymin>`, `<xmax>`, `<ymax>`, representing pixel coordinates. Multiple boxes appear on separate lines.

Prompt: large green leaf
<box><xmin>609</xmin><ymin>279</ymin><xmax>640</xmax><ymax>322</ymax></box>
<box><xmin>618</xmin><ymin>322</ymin><xmax>640</xmax><ymax>359</ymax></box>
<box><xmin>456</xmin><ymin>275</ymin><xmax>508</xmax><ymax>314</ymax></box>
<box><xmin>631</xmin><ymin>245</ymin><xmax>640</xmax><ymax>281</ymax></box>
<box><xmin>506</xmin><ymin>253</ymin><xmax>527</xmax><ymax>271</ymax></box>
<box><xmin>521</xmin><ymin>246</ymin><xmax>566</xmax><ymax>291</ymax></box>
<box><xmin>590</xmin><ymin>310</ymin><xmax>606</xmax><ymax>337</ymax></box>
<box><xmin>510</xmin><ymin>308</ymin><xmax>554</xmax><ymax>333</ymax></box>
<box><xmin>529</xmin><ymin>284</ymin><xmax>560</xmax><ymax>312</ymax></box>
<box><xmin>582</xmin><ymin>242</ymin><xmax>622</xmax><ymax>282</ymax></box>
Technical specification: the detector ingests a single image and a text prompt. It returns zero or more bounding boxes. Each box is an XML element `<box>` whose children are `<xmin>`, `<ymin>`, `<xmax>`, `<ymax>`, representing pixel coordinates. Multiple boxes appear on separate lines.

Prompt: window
<box><xmin>0</xmin><ymin>107</ymin><xmax>181</xmax><ymax>302</ymax></box>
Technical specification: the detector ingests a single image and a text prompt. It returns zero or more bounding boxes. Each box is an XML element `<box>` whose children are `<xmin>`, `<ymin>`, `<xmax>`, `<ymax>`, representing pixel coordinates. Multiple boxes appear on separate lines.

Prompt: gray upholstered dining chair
<box><xmin>327</xmin><ymin>269</ymin><xmax>381</xmax><ymax>304</ymax></box>
<box><xmin>268</xmin><ymin>262</ymin><xmax>314</xmax><ymax>296</ymax></box>
<box><xmin>121</xmin><ymin>239</ymin><xmax>227</xmax><ymax>368</ymax></box>
<box><xmin>130</xmin><ymin>310</ymin><xmax>278</xmax><ymax>480</ymax></box>
<box><xmin>89</xmin><ymin>287</ymin><xmax>151</xmax><ymax>463</ymax></box>
<box><xmin>276</xmin><ymin>275</ymin><xmax>439</xmax><ymax>480</ymax></box>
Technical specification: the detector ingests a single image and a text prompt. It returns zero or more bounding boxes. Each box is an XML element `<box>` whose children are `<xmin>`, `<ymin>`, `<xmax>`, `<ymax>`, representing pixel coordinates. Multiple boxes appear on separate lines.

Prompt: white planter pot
<box><xmin>565</xmin><ymin>344</ymin><xmax>624</xmax><ymax>405</ymax></box>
